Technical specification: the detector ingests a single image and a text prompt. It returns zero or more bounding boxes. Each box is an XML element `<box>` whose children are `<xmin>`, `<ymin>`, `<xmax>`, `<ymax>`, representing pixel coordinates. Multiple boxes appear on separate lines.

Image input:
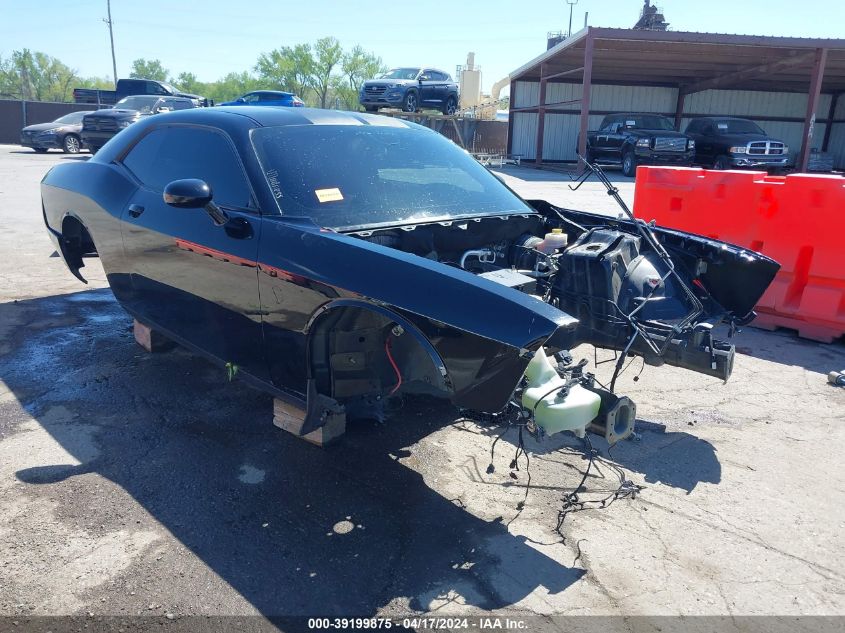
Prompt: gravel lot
<box><xmin>1</xmin><ymin>144</ymin><xmax>844</xmax><ymax>626</ymax></box>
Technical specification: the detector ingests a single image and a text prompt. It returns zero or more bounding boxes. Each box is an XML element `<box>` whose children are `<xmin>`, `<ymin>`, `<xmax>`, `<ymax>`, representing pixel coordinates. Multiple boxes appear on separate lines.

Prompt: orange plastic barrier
<box><xmin>633</xmin><ymin>166</ymin><xmax>845</xmax><ymax>343</ymax></box>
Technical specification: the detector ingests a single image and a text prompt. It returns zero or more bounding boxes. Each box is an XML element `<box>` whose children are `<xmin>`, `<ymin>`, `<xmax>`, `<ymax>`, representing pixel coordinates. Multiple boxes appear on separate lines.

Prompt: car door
<box><xmin>592</xmin><ymin>117</ymin><xmax>617</xmax><ymax>160</ymax></box>
<box><xmin>118</xmin><ymin>125</ymin><xmax>267</xmax><ymax>378</ymax></box>
<box><xmin>419</xmin><ymin>69</ymin><xmax>439</xmax><ymax>106</ymax></box>
<box><xmin>429</xmin><ymin>71</ymin><xmax>449</xmax><ymax>105</ymax></box>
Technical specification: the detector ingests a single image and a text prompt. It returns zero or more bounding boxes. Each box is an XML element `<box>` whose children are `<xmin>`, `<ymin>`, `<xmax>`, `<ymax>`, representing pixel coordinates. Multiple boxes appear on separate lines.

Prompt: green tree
<box><xmin>129</xmin><ymin>58</ymin><xmax>169</xmax><ymax>81</ymax></box>
<box><xmin>339</xmin><ymin>45</ymin><xmax>385</xmax><ymax>110</ymax></box>
<box><xmin>311</xmin><ymin>37</ymin><xmax>343</xmax><ymax>109</ymax></box>
<box><xmin>255</xmin><ymin>44</ymin><xmax>314</xmax><ymax>101</ymax></box>
<box><xmin>203</xmin><ymin>71</ymin><xmax>261</xmax><ymax>103</ymax></box>
<box><xmin>0</xmin><ymin>49</ymin><xmax>79</xmax><ymax>101</ymax></box>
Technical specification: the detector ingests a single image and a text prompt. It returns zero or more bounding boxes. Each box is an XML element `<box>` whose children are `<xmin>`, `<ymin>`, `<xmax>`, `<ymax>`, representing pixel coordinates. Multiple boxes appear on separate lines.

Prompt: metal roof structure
<box><xmin>508</xmin><ymin>27</ymin><xmax>845</xmax><ymax>171</ymax></box>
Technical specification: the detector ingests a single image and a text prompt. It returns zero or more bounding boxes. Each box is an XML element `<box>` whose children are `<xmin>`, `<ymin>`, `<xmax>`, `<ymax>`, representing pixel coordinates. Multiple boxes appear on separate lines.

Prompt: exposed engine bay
<box><xmin>336</xmin><ymin>170</ymin><xmax>779</xmax><ymax>444</ymax></box>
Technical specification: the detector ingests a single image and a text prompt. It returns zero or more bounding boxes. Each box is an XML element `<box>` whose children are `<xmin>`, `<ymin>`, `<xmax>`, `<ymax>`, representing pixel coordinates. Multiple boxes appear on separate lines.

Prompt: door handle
<box><xmin>128</xmin><ymin>204</ymin><xmax>145</xmax><ymax>218</ymax></box>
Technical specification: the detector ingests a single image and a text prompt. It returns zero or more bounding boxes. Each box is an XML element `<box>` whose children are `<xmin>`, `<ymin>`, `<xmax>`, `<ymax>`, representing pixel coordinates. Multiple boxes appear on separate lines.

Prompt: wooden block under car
<box><xmin>273</xmin><ymin>398</ymin><xmax>346</xmax><ymax>446</ymax></box>
<box><xmin>133</xmin><ymin>319</ymin><xmax>176</xmax><ymax>353</ymax></box>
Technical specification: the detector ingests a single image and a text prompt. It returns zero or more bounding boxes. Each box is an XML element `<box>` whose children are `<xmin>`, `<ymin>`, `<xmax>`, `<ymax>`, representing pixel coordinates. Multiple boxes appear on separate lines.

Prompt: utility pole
<box><xmin>566</xmin><ymin>0</ymin><xmax>579</xmax><ymax>37</ymax></box>
<box><xmin>104</xmin><ymin>0</ymin><xmax>118</xmax><ymax>88</ymax></box>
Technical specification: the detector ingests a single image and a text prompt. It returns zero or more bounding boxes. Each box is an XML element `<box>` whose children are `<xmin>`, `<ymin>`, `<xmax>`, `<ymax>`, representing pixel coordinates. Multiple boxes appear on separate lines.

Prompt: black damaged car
<box><xmin>41</xmin><ymin>107</ymin><xmax>778</xmax><ymax>445</ymax></box>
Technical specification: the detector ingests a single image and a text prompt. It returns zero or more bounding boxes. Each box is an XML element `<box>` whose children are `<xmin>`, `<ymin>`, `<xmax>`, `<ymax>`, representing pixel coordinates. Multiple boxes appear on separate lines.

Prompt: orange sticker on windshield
<box><xmin>315</xmin><ymin>188</ymin><xmax>344</xmax><ymax>203</ymax></box>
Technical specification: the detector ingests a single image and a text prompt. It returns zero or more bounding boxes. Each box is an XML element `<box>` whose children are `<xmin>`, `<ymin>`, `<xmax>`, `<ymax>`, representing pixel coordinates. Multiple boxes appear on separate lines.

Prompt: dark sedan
<box><xmin>20</xmin><ymin>111</ymin><xmax>93</xmax><ymax>153</ymax></box>
<box><xmin>41</xmin><ymin>107</ymin><xmax>777</xmax><ymax>445</ymax></box>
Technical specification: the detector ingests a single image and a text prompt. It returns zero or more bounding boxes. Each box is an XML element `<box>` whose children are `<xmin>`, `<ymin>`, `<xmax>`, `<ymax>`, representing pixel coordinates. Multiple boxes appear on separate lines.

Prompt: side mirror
<box><xmin>163</xmin><ymin>179</ymin><xmax>228</xmax><ymax>226</ymax></box>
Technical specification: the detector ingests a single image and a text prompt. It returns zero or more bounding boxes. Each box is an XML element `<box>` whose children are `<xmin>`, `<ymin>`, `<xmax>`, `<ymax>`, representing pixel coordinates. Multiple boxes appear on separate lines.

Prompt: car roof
<box><xmin>689</xmin><ymin>116</ymin><xmax>753</xmax><ymax>122</ymax></box>
<box><xmin>141</xmin><ymin>106</ymin><xmax>421</xmax><ymax>129</ymax></box>
<box><xmin>248</xmin><ymin>90</ymin><xmax>294</xmax><ymax>96</ymax></box>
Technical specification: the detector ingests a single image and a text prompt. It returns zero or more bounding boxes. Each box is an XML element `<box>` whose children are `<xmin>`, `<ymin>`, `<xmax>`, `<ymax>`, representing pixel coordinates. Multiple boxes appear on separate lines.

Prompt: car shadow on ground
<box><xmin>2</xmin><ymin>289</ymin><xmax>587</xmax><ymax>618</ymax></box>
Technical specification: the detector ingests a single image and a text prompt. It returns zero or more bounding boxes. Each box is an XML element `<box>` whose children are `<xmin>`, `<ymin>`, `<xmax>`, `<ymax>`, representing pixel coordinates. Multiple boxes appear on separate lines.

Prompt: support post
<box><xmin>576</xmin><ymin>29</ymin><xmax>594</xmax><ymax>173</ymax></box>
<box><xmin>273</xmin><ymin>398</ymin><xmax>345</xmax><ymax>447</ymax></box>
<box><xmin>133</xmin><ymin>319</ymin><xmax>175</xmax><ymax>353</ymax></box>
<box><xmin>822</xmin><ymin>92</ymin><xmax>838</xmax><ymax>152</ymax></box>
<box><xmin>798</xmin><ymin>48</ymin><xmax>828</xmax><ymax>172</ymax></box>
<box><xmin>535</xmin><ymin>64</ymin><xmax>548</xmax><ymax>166</ymax></box>
<box><xmin>674</xmin><ymin>89</ymin><xmax>686</xmax><ymax>130</ymax></box>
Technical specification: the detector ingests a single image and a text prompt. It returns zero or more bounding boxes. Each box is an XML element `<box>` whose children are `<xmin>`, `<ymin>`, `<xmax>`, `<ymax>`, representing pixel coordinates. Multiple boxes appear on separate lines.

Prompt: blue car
<box><xmin>220</xmin><ymin>90</ymin><xmax>305</xmax><ymax>107</ymax></box>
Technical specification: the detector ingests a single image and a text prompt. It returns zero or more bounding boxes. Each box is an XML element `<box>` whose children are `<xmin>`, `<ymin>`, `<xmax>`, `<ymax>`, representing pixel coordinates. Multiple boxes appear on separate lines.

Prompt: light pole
<box><xmin>566</xmin><ymin>0</ymin><xmax>579</xmax><ymax>37</ymax></box>
<box><xmin>104</xmin><ymin>0</ymin><xmax>117</xmax><ymax>88</ymax></box>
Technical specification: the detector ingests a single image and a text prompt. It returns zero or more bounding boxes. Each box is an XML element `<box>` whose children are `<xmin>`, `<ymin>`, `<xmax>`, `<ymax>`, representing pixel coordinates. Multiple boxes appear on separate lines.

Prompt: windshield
<box><xmin>54</xmin><ymin>111</ymin><xmax>88</xmax><ymax>124</ymax></box>
<box><xmin>115</xmin><ymin>96</ymin><xmax>160</xmax><ymax>113</ymax></box>
<box><xmin>623</xmin><ymin>115</ymin><xmax>675</xmax><ymax>131</ymax></box>
<box><xmin>378</xmin><ymin>68</ymin><xmax>420</xmax><ymax>80</ymax></box>
<box><xmin>713</xmin><ymin>119</ymin><xmax>765</xmax><ymax>135</ymax></box>
<box><xmin>251</xmin><ymin>124</ymin><xmax>533</xmax><ymax>230</ymax></box>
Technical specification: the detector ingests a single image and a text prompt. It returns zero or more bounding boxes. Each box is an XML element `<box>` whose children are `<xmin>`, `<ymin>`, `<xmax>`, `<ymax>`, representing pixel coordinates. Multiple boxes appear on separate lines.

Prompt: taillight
<box><xmin>293</xmin><ymin>97</ymin><xmax>304</xmax><ymax>107</ymax></box>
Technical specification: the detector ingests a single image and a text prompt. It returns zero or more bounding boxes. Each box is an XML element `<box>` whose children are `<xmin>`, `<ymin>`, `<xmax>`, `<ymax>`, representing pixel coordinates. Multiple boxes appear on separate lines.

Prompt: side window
<box><xmin>171</xmin><ymin>100</ymin><xmax>193</xmax><ymax>111</ymax></box>
<box><xmin>242</xmin><ymin>93</ymin><xmax>260</xmax><ymax>104</ymax></box>
<box><xmin>429</xmin><ymin>71</ymin><xmax>446</xmax><ymax>81</ymax></box>
<box><xmin>122</xmin><ymin>127</ymin><xmax>252</xmax><ymax>208</ymax></box>
<box><xmin>601</xmin><ymin>117</ymin><xmax>617</xmax><ymax>132</ymax></box>
<box><xmin>258</xmin><ymin>93</ymin><xmax>278</xmax><ymax>102</ymax></box>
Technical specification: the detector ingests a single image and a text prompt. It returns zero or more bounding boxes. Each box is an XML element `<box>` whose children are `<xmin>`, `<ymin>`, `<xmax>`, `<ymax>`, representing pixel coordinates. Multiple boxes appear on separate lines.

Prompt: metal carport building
<box><xmin>507</xmin><ymin>28</ymin><xmax>845</xmax><ymax>171</ymax></box>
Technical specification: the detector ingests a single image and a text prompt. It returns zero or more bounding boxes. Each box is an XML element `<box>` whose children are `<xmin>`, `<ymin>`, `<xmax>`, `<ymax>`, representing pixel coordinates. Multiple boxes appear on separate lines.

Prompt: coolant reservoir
<box><xmin>521</xmin><ymin>348</ymin><xmax>601</xmax><ymax>437</ymax></box>
<box><xmin>536</xmin><ymin>228</ymin><xmax>568</xmax><ymax>254</ymax></box>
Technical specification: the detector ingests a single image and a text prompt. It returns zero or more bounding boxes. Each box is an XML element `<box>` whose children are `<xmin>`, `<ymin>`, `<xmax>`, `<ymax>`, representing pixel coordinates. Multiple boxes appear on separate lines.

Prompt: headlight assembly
<box><xmin>636</xmin><ymin>138</ymin><xmax>650</xmax><ymax>148</ymax></box>
<box><xmin>729</xmin><ymin>146</ymin><xmax>747</xmax><ymax>154</ymax></box>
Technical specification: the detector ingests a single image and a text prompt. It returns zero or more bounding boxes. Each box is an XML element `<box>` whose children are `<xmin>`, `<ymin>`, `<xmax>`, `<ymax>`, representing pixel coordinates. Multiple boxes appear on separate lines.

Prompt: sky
<box><xmin>1</xmin><ymin>0</ymin><xmax>842</xmax><ymax>95</ymax></box>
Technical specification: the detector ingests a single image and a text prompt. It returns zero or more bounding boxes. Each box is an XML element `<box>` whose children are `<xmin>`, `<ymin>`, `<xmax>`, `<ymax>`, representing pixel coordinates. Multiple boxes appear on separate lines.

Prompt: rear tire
<box><xmin>62</xmin><ymin>134</ymin><xmax>81</xmax><ymax>154</ymax></box>
<box><xmin>713</xmin><ymin>155</ymin><xmax>730</xmax><ymax>170</ymax></box>
<box><xmin>402</xmin><ymin>91</ymin><xmax>418</xmax><ymax>113</ymax></box>
<box><xmin>442</xmin><ymin>96</ymin><xmax>457</xmax><ymax>116</ymax></box>
<box><xmin>622</xmin><ymin>149</ymin><xmax>637</xmax><ymax>177</ymax></box>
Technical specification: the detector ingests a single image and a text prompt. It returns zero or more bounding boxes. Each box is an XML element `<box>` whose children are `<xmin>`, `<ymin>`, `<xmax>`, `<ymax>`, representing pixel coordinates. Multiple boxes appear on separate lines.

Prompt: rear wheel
<box><xmin>402</xmin><ymin>91</ymin><xmax>418</xmax><ymax>113</ymax></box>
<box><xmin>713</xmin><ymin>155</ymin><xmax>730</xmax><ymax>170</ymax></box>
<box><xmin>442</xmin><ymin>96</ymin><xmax>457</xmax><ymax>116</ymax></box>
<box><xmin>364</xmin><ymin>105</ymin><xmax>378</xmax><ymax>112</ymax></box>
<box><xmin>62</xmin><ymin>134</ymin><xmax>81</xmax><ymax>154</ymax></box>
<box><xmin>622</xmin><ymin>149</ymin><xmax>637</xmax><ymax>177</ymax></box>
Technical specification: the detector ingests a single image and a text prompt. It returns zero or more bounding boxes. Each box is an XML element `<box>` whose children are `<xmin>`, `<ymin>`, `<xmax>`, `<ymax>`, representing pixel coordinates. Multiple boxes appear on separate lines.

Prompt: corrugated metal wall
<box><xmin>510</xmin><ymin>81</ymin><xmax>843</xmax><ymax>167</ymax></box>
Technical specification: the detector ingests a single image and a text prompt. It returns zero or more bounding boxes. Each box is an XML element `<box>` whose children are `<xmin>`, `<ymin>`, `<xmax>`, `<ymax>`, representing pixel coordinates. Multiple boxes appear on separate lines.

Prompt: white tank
<box><xmin>521</xmin><ymin>348</ymin><xmax>601</xmax><ymax>437</ymax></box>
<box><xmin>535</xmin><ymin>228</ymin><xmax>568</xmax><ymax>254</ymax></box>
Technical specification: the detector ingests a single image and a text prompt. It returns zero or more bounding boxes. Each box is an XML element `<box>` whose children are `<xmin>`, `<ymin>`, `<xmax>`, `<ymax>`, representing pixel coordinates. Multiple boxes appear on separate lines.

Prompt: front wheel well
<box><xmin>306</xmin><ymin>304</ymin><xmax>450</xmax><ymax>420</ymax></box>
<box><xmin>60</xmin><ymin>215</ymin><xmax>96</xmax><ymax>281</ymax></box>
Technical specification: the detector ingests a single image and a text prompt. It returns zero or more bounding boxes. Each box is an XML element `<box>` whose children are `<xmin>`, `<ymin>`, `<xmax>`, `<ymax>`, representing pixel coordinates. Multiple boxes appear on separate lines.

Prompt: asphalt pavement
<box><xmin>1</xmin><ymin>145</ymin><xmax>844</xmax><ymax>627</ymax></box>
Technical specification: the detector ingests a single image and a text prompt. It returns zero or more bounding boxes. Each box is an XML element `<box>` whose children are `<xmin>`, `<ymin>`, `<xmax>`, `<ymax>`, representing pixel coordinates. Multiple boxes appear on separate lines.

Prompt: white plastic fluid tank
<box><xmin>521</xmin><ymin>348</ymin><xmax>601</xmax><ymax>437</ymax></box>
<box><xmin>536</xmin><ymin>228</ymin><xmax>568</xmax><ymax>254</ymax></box>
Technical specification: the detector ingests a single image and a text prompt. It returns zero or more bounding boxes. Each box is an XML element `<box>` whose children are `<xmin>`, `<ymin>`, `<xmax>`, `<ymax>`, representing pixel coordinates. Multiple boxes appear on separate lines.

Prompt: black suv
<box><xmin>684</xmin><ymin>117</ymin><xmax>790</xmax><ymax>170</ymax></box>
<box><xmin>585</xmin><ymin>113</ymin><xmax>695</xmax><ymax>177</ymax></box>
<box><xmin>81</xmin><ymin>95</ymin><xmax>198</xmax><ymax>153</ymax></box>
<box><xmin>359</xmin><ymin>67</ymin><xmax>459</xmax><ymax>114</ymax></box>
